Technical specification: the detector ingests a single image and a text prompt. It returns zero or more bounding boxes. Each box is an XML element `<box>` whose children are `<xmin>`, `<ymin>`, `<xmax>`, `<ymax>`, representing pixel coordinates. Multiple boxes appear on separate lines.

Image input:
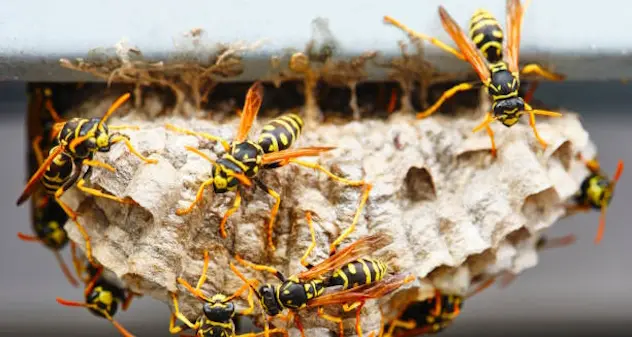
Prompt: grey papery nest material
<box><xmin>59</xmin><ymin>92</ymin><xmax>593</xmax><ymax>337</ymax></box>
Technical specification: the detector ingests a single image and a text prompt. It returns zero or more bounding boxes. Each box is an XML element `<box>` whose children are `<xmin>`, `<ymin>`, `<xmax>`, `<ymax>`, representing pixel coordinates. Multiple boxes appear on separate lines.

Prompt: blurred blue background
<box><xmin>0</xmin><ymin>81</ymin><xmax>630</xmax><ymax>336</ymax></box>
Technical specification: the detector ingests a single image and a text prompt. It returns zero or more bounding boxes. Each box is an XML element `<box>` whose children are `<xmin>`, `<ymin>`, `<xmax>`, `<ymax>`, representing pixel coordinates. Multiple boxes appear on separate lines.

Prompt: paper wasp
<box><xmin>384</xmin><ymin>0</ymin><xmax>566</xmax><ymax>157</ymax></box>
<box><xmin>567</xmin><ymin>154</ymin><xmax>624</xmax><ymax>244</ymax></box>
<box><xmin>232</xmin><ymin>185</ymin><xmax>413</xmax><ymax>337</ymax></box>
<box><xmin>165</xmin><ymin>81</ymin><xmax>367</xmax><ymax>251</ymax></box>
<box><xmin>369</xmin><ymin>278</ymin><xmax>497</xmax><ymax>337</ymax></box>
<box><xmin>56</xmin><ymin>242</ymin><xmax>139</xmax><ymax>337</ymax></box>
<box><xmin>17</xmin><ymin>195</ymin><xmax>78</xmax><ymax>287</ymax></box>
<box><xmin>168</xmin><ymin>249</ymin><xmax>288</xmax><ymax>337</ymax></box>
<box><xmin>16</xmin><ymin>93</ymin><xmax>158</xmax><ymax>265</ymax></box>
<box><xmin>19</xmin><ymin>87</ymin><xmax>78</xmax><ymax>286</ymax></box>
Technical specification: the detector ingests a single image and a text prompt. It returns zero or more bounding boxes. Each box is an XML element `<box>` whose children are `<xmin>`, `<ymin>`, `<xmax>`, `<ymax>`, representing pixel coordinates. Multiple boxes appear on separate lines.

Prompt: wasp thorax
<box><xmin>203</xmin><ymin>301</ymin><xmax>235</xmax><ymax>322</ymax></box>
<box><xmin>488</xmin><ymin>69</ymin><xmax>519</xmax><ymax>96</ymax></box>
<box><xmin>258</xmin><ymin>284</ymin><xmax>281</xmax><ymax>316</ymax></box>
<box><xmin>584</xmin><ymin>175</ymin><xmax>613</xmax><ymax>209</ymax></box>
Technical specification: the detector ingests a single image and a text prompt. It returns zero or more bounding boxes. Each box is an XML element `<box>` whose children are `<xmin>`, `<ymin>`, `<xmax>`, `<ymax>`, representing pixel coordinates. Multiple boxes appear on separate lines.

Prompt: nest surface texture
<box><xmin>59</xmin><ymin>92</ymin><xmax>593</xmax><ymax>337</ymax></box>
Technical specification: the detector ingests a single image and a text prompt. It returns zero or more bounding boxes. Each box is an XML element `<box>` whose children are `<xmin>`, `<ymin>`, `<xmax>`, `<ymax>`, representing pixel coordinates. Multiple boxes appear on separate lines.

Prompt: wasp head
<box><xmin>492</xmin><ymin>97</ymin><xmax>525</xmax><ymax>127</ymax></box>
<box><xmin>583</xmin><ymin>174</ymin><xmax>614</xmax><ymax>209</ymax></box>
<box><xmin>212</xmin><ymin>157</ymin><xmax>244</xmax><ymax>193</ymax></box>
<box><xmin>258</xmin><ymin>284</ymin><xmax>281</xmax><ymax>316</ymax></box>
<box><xmin>202</xmin><ymin>295</ymin><xmax>235</xmax><ymax>323</ymax></box>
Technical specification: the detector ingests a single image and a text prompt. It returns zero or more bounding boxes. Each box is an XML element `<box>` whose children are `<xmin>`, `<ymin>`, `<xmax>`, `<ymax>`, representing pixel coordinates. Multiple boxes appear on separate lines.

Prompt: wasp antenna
<box><xmin>110</xmin><ymin>318</ymin><xmax>136</xmax><ymax>337</ymax></box>
<box><xmin>613</xmin><ymin>160</ymin><xmax>625</xmax><ymax>183</ymax></box>
<box><xmin>594</xmin><ymin>205</ymin><xmax>608</xmax><ymax>245</ymax></box>
<box><xmin>56</xmin><ymin>297</ymin><xmax>89</xmax><ymax>308</ymax></box>
<box><xmin>16</xmin><ymin>232</ymin><xmax>40</xmax><ymax>242</ymax></box>
<box><xmin>98</xmin><ymin>93</ymin><xmax>131</xmax><ymax>129</ymax></box>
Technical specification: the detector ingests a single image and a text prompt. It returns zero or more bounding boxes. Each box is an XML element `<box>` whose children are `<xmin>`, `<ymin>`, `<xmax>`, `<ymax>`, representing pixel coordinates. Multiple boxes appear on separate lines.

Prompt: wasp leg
<box><xmin>526</xmin><ymin>110</ymin><xmax>548</xmax><ymax>149</ymax></box>
<box><xmin>293</xmin><ymin>313</ymin><xmax>307</xmax><ymax>337</ymax></box>
<box><xmin>233</xmin><ymin>283</ymin><xmax>256</xmax><ymax>315</ymax></box>
<box><xmin>254</xmin><ymin>179</ymin><xmax>281</xmax><ymax>252</ymax></box>
<box><xmin>236</xmin><ymin>328</ymin><xmax>289</xmax><ymax>337</ymax></box>
<box><xmin>70</xmin><ymin>241</ymin><xmax>88</xmax><ymax>284</ymax></box>
<box><xmin>416</xmin><ymin>82</ymin><xmax>476</xmax><ymax>119</ymax></box>
<box><xmin>219</xmin><ymin>188</ymin><xmax>242</xmax><ymax>239</ymax></box>
<box><xmin>355</xmin><ymin>302</ymin><xmax>367</xmax><ymax>337</ymax></box>
<box><xmin>288</xmin><ymin>159</ymin><xmax>366</xmax><ymax>187</ymax></box>
<box><xmin>387</xmin><ymin>88</ymin><xmax>398</xmax><ymax>114</ymax></box>
<box><xmin>300</xmin><ymin>211</ymin><xmax>317</xmax><ymax>268</ymax></box>
<box><xmin>564</xmin><ymin>204</ymin><xmax>591</xmax><ymax>216</ymax></box>
<box><xmin>109</xmin><ymin>125</ymin><xmax>140</xmax><ymax>131</ymax></box>
<box><xmin>386</xmin><ymin>320</ymin><xmax>417</xmax><ymax>337</ymax></box>
<box><xmin>317</xmin><ymin>307</ymin><xmax>345</xmax><ymax>337</ymax></box>
<box><xmin>575</xmin><ymin>153</ymin><xmax>601</xmax><ymax>174</ymax></box>
<box><xmin>520</xmin><ymin>64</ymin><xmax>565</xmax><ymax>81</ymax></box>
<box><xmin>82</xmin><ymin>159</ymin><xmax>116</xmax><ymax>172</ymax></box>
<box><xmin>169</xmin><ymin>292</ymin><xmax>200</xmax><ymax>334</ymax></box>
<box><xmin>522</xmin><ymin>81</ymin><xmax>540</xmax><ymax>104</ymax></box>
<box><xmin>56</xmin><ymin>296</ymin><xmax>136</xmax><ymax>337</ymax></box>
<box><xmin>196</xmin><ymin>250</ymin><xmax>211</xmax><ymax>290</ymax></box>
<box><xmin>383</xmin><ymin>16</ymin><xmax>465</xmax><ymax>60</ymax></box>
<box><xmin>17</xmin><ymin>232</ymin><xmax>79</xmax><ymax>287</ymax></box>
<box><xmin>54</xmin><ymin>168</ymin><xmax>97</xmax><ymax>266</ymax></box>
<box><xmin>45</xmin><ymin>99</ymin><xmax>64</xmax><ymax>123</ymax></box>
<box><xmin>53</xmin><ymin>250</ymin><xmax>80</xmax><ymax>287</ymax></box>
<box><xmin>466</xmin><ymin>276</ymin><xmax>496</xmax><ymax>298</ymax></box>
<box><xmin>176</xmin><ymin>250</ymin><xmax>214</xmax><ymax>303</ymax></box>
<box><xmin>176</xmin><ymin>178</ymin><xmax>214</xmax><ymax>216</ymax></box>
<box><xmin>76</xmin><ymin>179</ymin><xmax>137</xmax><ymax>205</ymax></box>
<box><xmin>234</xmin><ymin>254</ymin><xmax>287</xmax><ymax>282</ymax></box>
<box><xmin>109</xmin><ymin>134</ymin><xmax>158</xmax><ymax>164</ymax></box>
<box><xmin>121</xmin><ymin>291</ymin><xmax>140</xmax><ymax>311</ymax></box>
<box><xmin>329</xmin><ymin>183</ymin><xmax>372</xmax><ymax>255</ymax></box>
<box><xmin>473</xmin><ymin>112</ymin><xmax>498</xmax><ymax>157</ymax></box>
<box><xmin>164</xmin><ymin>123</ymin><xmax>231</xmax><ymax>152</ymax></box>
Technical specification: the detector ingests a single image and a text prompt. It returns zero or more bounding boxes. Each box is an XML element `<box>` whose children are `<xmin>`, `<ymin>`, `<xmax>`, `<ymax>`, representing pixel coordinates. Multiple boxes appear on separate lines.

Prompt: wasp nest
<box><xmin>58</xmin><ymin>89</ymin><xmax>592</xmax><ymax>337</ymax></box>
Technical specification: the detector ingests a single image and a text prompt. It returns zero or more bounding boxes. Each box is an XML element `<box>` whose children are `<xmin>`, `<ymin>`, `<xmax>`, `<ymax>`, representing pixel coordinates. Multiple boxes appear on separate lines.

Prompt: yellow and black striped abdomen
<box><xmin>468</xmin><ymin>9</ymin><xmax>504</xmax><ymax>63</ymax></box>
<box><xmin>257</xmin><ymin>113</ymin><xmax>304</xmax><ymax>154</ymax></box>
<box><xmin>41</xmin><ymin>149</ymin><xmax>74</xmax><ymax>195</ymax></box>
<box><xmin>326</xmin><ymin>258</ymin><xmax>388</xmax><ymax>290</ymax></box>
<box><xmin>198</xmin><ymin>318</ymin><xmax>234</xmax><ymax>337</ymax></box>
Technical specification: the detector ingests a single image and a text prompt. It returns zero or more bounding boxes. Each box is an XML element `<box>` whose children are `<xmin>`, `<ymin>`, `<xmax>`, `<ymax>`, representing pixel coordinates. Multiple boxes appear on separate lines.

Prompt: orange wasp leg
<box><xmin>169</xmin><ymin>292</ymin><xmax>200</xmax><ymax>334</ymax></box>
<box><xmin>329</xmin><ymin>183</ymin><xmax>372</xmax><ymax>255</ymax></box>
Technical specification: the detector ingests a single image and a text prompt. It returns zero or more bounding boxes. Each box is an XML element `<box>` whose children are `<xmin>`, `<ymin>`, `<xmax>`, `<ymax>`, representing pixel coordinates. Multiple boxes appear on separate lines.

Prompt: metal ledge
<box><xmin>1</xmin><ymin>0</ymin><xmax>630</xmax><ymax>81</ymax></box>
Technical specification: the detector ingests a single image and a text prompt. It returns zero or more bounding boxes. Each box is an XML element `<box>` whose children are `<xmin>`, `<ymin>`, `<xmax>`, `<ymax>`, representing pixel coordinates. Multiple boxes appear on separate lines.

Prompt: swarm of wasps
<box><xmin>17</xmin><ymin>1</ymin><xmax>623</xmax><ymax>337</ymax></box>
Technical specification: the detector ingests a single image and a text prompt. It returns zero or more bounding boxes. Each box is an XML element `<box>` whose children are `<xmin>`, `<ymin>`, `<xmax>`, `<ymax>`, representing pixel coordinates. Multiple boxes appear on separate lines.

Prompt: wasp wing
<box><xmin>505</xmin><ymin>0</ymin><xmax>527</xmax><ymax>73</ymax></box>
<box><xmin>235</xmin><ymin>82</ymin><xmax>264</xmax><ymax>143</ymax></box>
<box><xmin>438</xmin><ymin>6</ymin><xmax>491</xmax><ymax>83</ymax></box>
<box><xmin>17</xmin><ymin>145</ymin><xmax>65</xmax><ymax>205</ymax></box>
<box><xmin>295</xmin><ymin>232</ymin><xmax>392</xmax><ymax>281</ymax></box>
<box><xmin>261</xmin><ymin>146</ymin><xmax>335</xmax><ymax>165</ymax></box>
<box><xmin>305</xmin><ymin>273</ymin><xmax>412</xmax><ymax>308</ymax></box>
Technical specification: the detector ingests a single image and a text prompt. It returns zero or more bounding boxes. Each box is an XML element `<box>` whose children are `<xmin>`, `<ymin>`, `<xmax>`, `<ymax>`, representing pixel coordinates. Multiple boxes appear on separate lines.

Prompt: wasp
<box><xmin>168</xmin><ymin>249</ymin><xmax>288</xmax><ymax>337</ymax></box>
<box><xmin>384</xmin><ymin>0</ymin><xmax>566</xmax><ymax>157</ymax></box>
<box><xmin>16</xmin><ymin>93</ymin><xmax>158</xmax><ymax>265</ymax></box>
<box><xmin>17</xmin><ymin>196</ymin><xmax>78</xmax><ymax>286</ymax></box>
<box><xmin>19</xmin><ymin>89</ymin><xmax>78</xmax><ymax>286</ymax></box>
<box><xmin>232</xmin><ymin>185</ymin><xmax>413</xmax><ymax>337</ymax></box>
<box><xmin>55</xmin><ymin>242</ymin><xmax>140</xmax><ymax>337</ymax></box>
<box><xmin>165</xmin><ymin>81</ymin><xmax>367</xmax><ymax>251</ymax></box>
<box><xmin>566</xmin><ymin>154</ymin><xmax>624</xmax><ymax>244</ymax></box>
<box><xmin>370</xmin><ymin>276</ymin><xmax>498</xmax><ymax>337</ymax></box>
